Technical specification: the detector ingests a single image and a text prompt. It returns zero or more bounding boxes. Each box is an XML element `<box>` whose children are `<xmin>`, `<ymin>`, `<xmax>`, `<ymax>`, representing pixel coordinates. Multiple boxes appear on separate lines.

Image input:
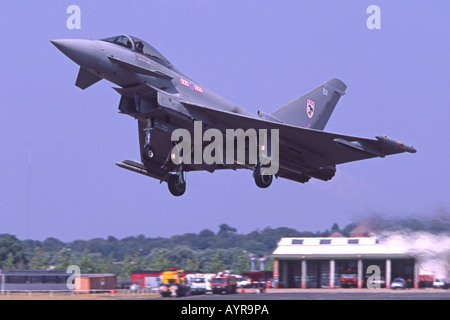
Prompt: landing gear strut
<box><xmin>143</xmin><ymin>118</ymin><xmax>155</xmax><ymax>162</ymax></box>
<box><xmin>253</xmin><ymin>166</ymin><xmax>273</xmax><ymax>189</ymax></box>
<box><xmin>168</xmin><ymin>168</ymin><xmax>186</xmax><ymax>197</ymax></box>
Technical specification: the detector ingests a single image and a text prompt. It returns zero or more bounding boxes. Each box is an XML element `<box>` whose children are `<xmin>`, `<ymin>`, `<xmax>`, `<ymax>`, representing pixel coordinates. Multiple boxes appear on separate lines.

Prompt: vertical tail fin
<box><xmin>270</xmin><ymin>78</ymin><xmax>347</xmax><ymax>130</ymax></box>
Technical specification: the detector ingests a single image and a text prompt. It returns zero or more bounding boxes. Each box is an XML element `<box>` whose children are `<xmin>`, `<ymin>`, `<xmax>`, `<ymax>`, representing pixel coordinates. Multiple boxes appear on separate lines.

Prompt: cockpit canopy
<box><xmin>100</xmin><ymin>35</ymin><xmax>173</xmax><ymax>69</ymax></box>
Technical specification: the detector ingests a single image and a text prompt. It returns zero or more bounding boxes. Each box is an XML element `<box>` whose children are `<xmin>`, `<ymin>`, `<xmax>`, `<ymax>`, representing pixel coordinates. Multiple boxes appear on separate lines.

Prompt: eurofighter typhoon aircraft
<box><xmin>51</xmin><ymin>35</ymin><xmax>416</xmax><ymax>196</ymax></box>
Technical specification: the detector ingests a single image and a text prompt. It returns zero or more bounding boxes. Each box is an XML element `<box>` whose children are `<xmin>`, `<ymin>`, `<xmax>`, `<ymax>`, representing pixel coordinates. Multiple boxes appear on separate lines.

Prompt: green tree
<box><xmin>194</xmin><ymin>229</ymin><xmax>215</xmax><ymax>250</ymax></box>
<box><xmin>167</xmin><ymin>246</ymin><xmax>195</xmax><ymax>269</ymax></box>
<box><xmin>149</xmin><ymin>252</ymin><xmax>171</xmax><ymax>271</ymax></box>
<box><xmin>185</xmin><ymin>258</ymin><xmax>200</xmax><ymax>271</ymax></box>
<box><xmin>96</xmin><ymin>254</ymin><xmax>115</xmax><ymax>274</ymax></box>
<box><xmin>263</xmin><ymin>256</ymin><xmax>274</xmax><ymax>272</ymax></box>
<box><xmin>196</xmin><ymin>249</ymin><xmax>214</xmax><ymax>272</ymax></box>
<box><xmin>54</xmin><ymin>249</ymin><xmax>73</xmax><ymax>270</ymax></box>
<box><xmin>199</xmin><ymin>229</ymin><xmax>215</xmax><ymax>237</ymax></box>
<box><xmin>218</xmin><ymin>224</ymin><xmax>237</xmax><ymax>236</ymax></box>
<box><xmin>242</xmin><ymin>240</ymin><xmax>267</xmax><ymax>256</ymax></box>
<box><xmin>78</xmin><ymin>249</ymin><xmax>96</xmax><ymax>273</ymax></box>
<box><xmin>206</xmin><ymin>251</ymin><xmax>226</xmax><ymax>273</ymax></box>
<box><xmin>331</xmin><ymin>223</ymin><xmax>340</xmax><ymax>233</ymax></box>
<box><xmin>120</xmin><ymin>253</ymin><xmax>142</xmax><ymax>277</ymax></box>
<box><xmin>28</xmin><ymin>247</ymin><xmax>49</xmax><ymax>270</ymax></box>
<box><xmin>0</xmin><ymin>235</ymin><xmax>27</xmax><ymax>269</ymax></box>
<box><xmin>234</xmin><ymin>252</ymin><xmax>250</xmax><ymax>274</ymax></box>
<box><xmin>42</xmin><ymin>237</ymin><xmax>65</xmax><ymax>252</ymax></box>
<box><xmin>3</xmin><ymin>252</ymin><xmax>16</xmax><ymax>270</ymax></box>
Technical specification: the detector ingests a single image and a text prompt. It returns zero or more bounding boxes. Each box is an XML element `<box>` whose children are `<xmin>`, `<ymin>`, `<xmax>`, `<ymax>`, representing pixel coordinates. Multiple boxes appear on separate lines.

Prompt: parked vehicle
<box><xmin>186</xmin><ymin>274</ymin><xmax>208</xmax><ymax>295</ymax></box>
<box><xmin>391</xmin><ymin>277</ymin><xmax>406</xmax><ymax>289</ymax></box>
<box><xmin>433</xmin><ymin>278</ymin><xmax>450</xmax><ymax>289</ymax></box>
<box><xmin>211</xmin><ymin>273</ymin><xmax>237</xmax><ymax>294</ymax></box>
<box><xmin>340</xmin><ymin>270</ymin><xmax>358</xmax><ymax>288</ymax></box>
<box><xmin>159</xmin><ymin>269</ymin><xmax>188</xmax><ymax>297</ymax></box>
<box><xmin>236</xmin><ymin>275</ymin><xmax>251</xmax><ymax>288</ymax></box>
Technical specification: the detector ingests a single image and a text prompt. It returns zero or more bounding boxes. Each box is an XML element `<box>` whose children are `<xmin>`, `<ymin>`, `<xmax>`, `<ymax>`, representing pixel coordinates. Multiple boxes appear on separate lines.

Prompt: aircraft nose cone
<box><xmin>51</xmin><ymin>39</ymin><xmax>99</xmax><ymax>68</ymax></box>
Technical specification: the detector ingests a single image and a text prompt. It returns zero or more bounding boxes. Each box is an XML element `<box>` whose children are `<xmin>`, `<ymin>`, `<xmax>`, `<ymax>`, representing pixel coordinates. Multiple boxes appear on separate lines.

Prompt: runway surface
<box><xmin>156</xmin><ymin>288</ymin><xmax>450</xmax><ymax>300</ymax></box>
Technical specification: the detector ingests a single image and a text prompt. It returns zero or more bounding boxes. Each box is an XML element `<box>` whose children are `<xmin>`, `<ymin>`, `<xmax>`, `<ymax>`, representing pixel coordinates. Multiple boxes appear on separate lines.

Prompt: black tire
<box><xmin>168</xmin><ymin>174</ymin><xmax>186</xmax><ymax>197</ymax></box>
<box><xmin>254</xmin><ymin>168</ymin><xmax>273</xmax><ymax>188</ymax></box>
<box><xmin>143</xmin><ymin>146</ymin><xmax>155</xmax><ymax>161</ymax></box>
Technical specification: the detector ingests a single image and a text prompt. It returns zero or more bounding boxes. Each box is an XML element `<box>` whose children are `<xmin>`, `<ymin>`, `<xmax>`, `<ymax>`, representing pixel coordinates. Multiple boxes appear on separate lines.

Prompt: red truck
<box><xmin>210</xmin><ymin>273</ymin><xmax>237</xmax><ymax>294</ymax></box>
<box><xmin>340</xmin><ymin>269</ymin><xmax>358</xmax><ymax>288</ymax></box>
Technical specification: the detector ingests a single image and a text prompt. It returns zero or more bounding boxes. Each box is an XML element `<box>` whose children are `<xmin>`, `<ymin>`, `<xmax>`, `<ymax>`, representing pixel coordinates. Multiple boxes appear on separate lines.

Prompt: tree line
<box><xmin>1</xmin><ymin>209</ymin><xmax>448</xmax><ymax>277</ymax></box>
<box><xmin>0</xmin><ymin>222</ymin><xmax>351</xmax><ymax>276</ymax></box>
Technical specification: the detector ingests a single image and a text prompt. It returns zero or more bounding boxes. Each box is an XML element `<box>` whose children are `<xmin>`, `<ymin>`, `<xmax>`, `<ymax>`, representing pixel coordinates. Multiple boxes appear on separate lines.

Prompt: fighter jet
<box><xmin>51</xmin><ymin>35</ymin><xmax>416</xmax><ymax>196</ymax></box>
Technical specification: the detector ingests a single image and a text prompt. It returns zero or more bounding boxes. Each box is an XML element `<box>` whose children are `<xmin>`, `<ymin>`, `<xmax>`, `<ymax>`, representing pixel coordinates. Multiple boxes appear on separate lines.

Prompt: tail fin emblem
<box><xmin>306</xmin><ymin>99</ymin><xmax>315</xmax><ymax>119</ymax></box>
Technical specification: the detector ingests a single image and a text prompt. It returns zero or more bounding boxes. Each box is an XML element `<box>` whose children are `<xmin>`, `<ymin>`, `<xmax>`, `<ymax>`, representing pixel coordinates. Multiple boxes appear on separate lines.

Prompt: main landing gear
<box><xmin>253</xmin><ymin>166</ymin><xmax>273</xmax><ymax>189</ymax></box>
<box><xmin>167</xmin><ymin>169</ymin><xmax>186</xmax><ymax>197</ymax></box>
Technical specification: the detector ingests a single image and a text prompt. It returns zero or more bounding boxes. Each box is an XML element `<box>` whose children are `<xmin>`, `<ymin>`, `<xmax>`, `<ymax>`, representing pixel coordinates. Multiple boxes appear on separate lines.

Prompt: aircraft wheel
<box><xmin>143</xmin><ymin>146</ymin><xmax>155</xmax><ymax>161</ymax></box>
<box><xmin>168</xmin><ymin>174</ymin><xmax>186</xmax><ymax>197</ymax></box>
<box><xmin>254</xmin><ymin>168</ymin><xmax>273</xmax><ymax>189</ymax></box>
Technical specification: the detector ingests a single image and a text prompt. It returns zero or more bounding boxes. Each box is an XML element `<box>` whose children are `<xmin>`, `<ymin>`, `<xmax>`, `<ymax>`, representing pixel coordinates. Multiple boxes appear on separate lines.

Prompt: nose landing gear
<box><xmin>143</xmin><ymin>145</ymin><xmax>155</xmax><ymax>161</ymax></box>
<box><xmin>167</xmin><ymin>168</ymin><xmax>186</xmax><ymax>197</ymax></box>
<box><xmin>143</xmin><ymin>118</ymin><xmax>155</xmax><ymax>162</ymax></box>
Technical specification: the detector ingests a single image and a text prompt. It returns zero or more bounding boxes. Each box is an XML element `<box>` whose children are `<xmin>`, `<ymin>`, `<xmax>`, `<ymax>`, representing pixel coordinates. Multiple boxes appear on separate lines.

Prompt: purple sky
<box><xmin>1</xmin><ymin>1</ymin><xmax>449</xmax><ymax>241</ymax></box>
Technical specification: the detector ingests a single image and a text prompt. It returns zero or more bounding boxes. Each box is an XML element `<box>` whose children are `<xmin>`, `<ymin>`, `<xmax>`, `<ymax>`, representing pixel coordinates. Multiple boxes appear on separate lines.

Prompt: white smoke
<box><xmin>377</xmin><ymin>231</ymin><xmax>450</xmax><ymax>278</ymax></box>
